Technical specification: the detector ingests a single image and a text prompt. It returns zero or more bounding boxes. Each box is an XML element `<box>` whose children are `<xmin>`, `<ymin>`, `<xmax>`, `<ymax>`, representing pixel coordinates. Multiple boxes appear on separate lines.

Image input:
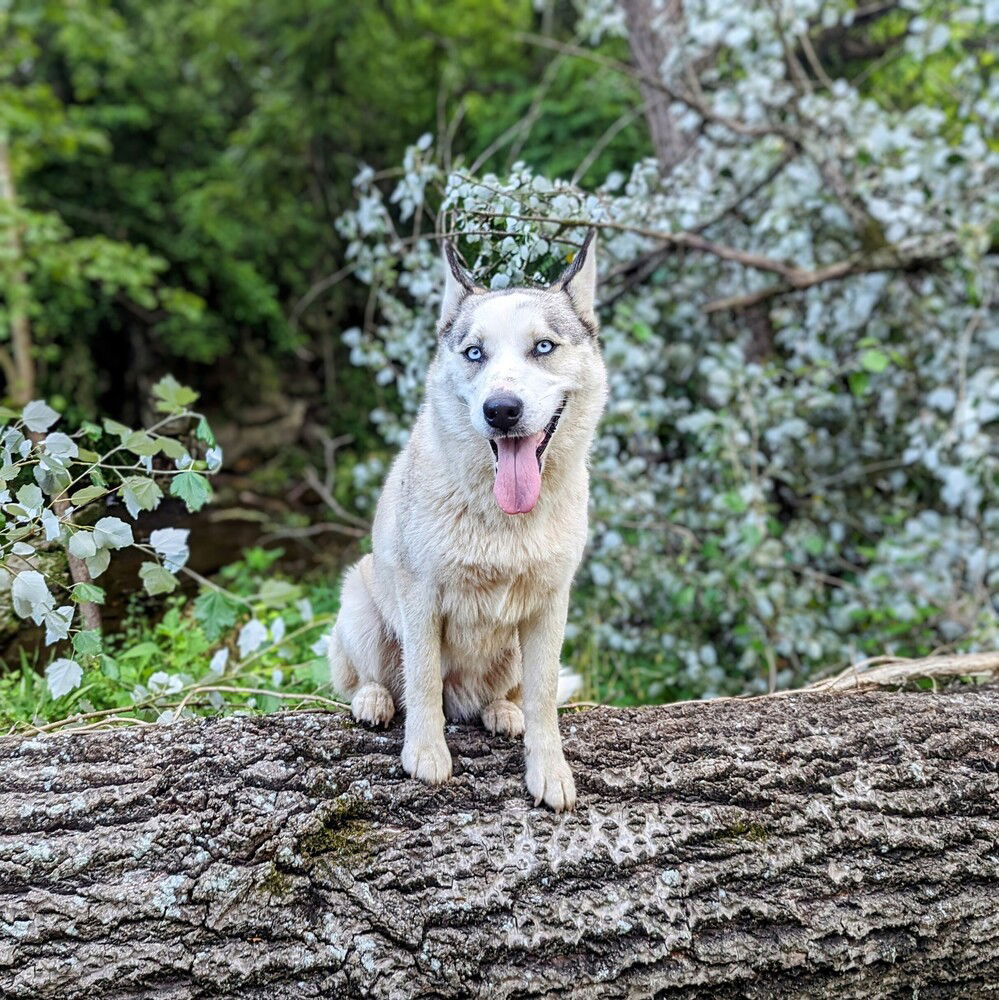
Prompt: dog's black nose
<box><xmin>483</xmin><ymin>393</ymin><xmax>523</xmax><ymax>432</ymax></box>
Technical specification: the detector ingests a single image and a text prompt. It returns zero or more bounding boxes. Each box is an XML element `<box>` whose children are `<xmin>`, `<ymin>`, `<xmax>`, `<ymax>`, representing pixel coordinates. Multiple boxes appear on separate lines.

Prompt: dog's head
<box><xmin>430</xmin><ymin>232</ymin><xmax>607</xmax><ymax>515</ymax></box>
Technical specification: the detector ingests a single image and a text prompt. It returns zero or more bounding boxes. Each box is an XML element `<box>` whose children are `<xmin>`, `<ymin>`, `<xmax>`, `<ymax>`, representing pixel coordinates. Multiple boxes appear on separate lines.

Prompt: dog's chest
<box><xmin>439</xmin><ymin>562</ymin><xmax>549</xmax><ymax>646</ymax></box>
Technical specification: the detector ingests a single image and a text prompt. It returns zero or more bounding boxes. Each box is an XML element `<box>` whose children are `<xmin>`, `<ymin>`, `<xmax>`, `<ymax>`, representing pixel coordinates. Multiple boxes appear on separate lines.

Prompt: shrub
<box><xmin>333</xmin><ymin>0</ymin><xmax>998</xmax><ymax>699</ymax></box>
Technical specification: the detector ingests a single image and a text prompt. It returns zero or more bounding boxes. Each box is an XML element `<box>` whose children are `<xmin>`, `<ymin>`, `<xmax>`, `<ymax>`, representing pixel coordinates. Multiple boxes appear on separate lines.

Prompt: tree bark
<box><xmin>621</xmin><ymin>0</ymin><xmax>688</xmax><ymax>173</ymax></box>
<box><xmin>0</xmin><ymin>140</ymin><xmax>35</xmax><ymax>406</ymax></box>
<box><xmin>2</xmin><ymin>686</ymin><xmax>998</xmax><ymax>998</ymax></box>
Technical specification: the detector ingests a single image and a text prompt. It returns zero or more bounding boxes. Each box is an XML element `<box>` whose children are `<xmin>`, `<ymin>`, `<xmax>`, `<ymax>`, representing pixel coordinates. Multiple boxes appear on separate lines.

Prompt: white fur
<box><xmin>329</xmin><ymin>235</ymin><xmax>606</xmax><ymax>811</ymax></box>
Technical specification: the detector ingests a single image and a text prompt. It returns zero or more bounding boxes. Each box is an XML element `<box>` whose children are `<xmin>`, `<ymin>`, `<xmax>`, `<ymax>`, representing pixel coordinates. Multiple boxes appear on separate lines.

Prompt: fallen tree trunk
<box><xmin>2</xmin><ymin>686</ymin><xmax>998</xmax><ymax>998</ymax></box>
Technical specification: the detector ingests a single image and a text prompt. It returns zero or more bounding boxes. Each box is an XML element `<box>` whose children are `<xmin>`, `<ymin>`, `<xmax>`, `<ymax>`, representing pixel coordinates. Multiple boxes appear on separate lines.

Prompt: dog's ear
<box><xmin>440</xmin><ymin>241</ymin><xmax>476</xmax><ymax>323</ymax></box>
<box><xmin>554</xmin><ymin>230</ymin><xmax>598</xmax><ymax>330</ymax></box>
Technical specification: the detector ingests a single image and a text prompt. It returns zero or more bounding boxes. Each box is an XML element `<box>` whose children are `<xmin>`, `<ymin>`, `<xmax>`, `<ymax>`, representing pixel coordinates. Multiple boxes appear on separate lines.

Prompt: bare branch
<box><xmin>702</xmin><ymin>233</ymin><xmax>962</xmax><ymax>312</ymax></box>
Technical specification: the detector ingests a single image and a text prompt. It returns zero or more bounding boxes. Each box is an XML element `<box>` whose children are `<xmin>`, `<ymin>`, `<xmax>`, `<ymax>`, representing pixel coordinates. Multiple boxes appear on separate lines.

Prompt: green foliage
<box><xmin>2</xmin><ymin>0</ymin><xmax>650</xmax><ymax>439</ymax></box>
<box><xmin>0</xmin><ymin>381</ymin><xmax>220</xmax><ymax>702</ymax></box>
<box><xmin>0</xmin><ymin>548</ymin><xmax>340</xmax><ymax>731</ymax></box>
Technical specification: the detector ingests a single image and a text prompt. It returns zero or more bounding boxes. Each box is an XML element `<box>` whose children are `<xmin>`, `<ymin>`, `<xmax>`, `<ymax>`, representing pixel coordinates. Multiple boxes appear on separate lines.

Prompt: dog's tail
<box><xmin>556</xmin><ymin>666</ymin><xmax>583</xmax><ymax>705</ymax></box>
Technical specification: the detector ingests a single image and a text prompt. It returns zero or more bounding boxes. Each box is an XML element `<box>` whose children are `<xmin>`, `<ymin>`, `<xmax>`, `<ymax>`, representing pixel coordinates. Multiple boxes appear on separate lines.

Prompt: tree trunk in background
<box><xmin>3</xmin><ymin>687</ymin><xmax>997</xmax><ymax>997</ymax></box>
<box><xmin>0</xmin><ymin>140</ymin><xmax>101</xmax><ymax>630</ymax></box>
<box><xmin>621</xmin><ymin>0</ymin><xmax>688</xmax><ymax>173</ymax></box>
<box><xmin>0</xmin><ymin>141</ymin><xmax>36</xmax><ymax>405</ymax></box>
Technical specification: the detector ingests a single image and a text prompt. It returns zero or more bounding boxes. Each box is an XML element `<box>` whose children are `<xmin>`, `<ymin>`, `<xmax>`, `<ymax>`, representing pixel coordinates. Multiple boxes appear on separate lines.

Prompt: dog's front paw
<box><xmin>401</xmin><ymin>738</ymin><xmax>453</xmax><ymax>785</ymax></box>
<box><xmin>526</xmin><ymin>755</ymin><xmax>576</xmax><ymax>812</ymax></box>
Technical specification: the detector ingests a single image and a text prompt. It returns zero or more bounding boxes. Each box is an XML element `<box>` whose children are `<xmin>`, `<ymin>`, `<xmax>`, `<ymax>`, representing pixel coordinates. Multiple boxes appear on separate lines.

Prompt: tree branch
<box><xmin>702</xmin><ymin>232</ymin><xmax>962</xmax><ymax>312</ymax></box>
<box><xmin>4</xmin><ymin>682</ymin><xmax>999</xmax><ymax>996</ymax></box>
<box><xmin>517</xmin><ymin>32</ymin><xmax>786</xmax><ymax>140</ymax></box>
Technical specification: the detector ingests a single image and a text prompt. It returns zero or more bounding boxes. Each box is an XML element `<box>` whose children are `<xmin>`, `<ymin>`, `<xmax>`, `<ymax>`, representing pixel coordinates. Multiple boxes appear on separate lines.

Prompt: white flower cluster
<box><xmin>336</xmin><ymin>0</ymin><xmax>998</xmax><ymax>696</ymax></box>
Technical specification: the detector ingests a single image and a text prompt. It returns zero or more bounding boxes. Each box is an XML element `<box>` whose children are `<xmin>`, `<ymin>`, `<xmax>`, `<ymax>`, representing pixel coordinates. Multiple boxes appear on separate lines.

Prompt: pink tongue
<box><xmin>493</xmin><ymin>432</ymin><xmax>545</xmax><ymax>514</ymax></box>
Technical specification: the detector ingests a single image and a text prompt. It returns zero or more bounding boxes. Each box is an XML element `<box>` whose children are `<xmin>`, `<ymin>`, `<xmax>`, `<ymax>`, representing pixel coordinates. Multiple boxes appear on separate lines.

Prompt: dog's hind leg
<box><xmin>328</xmin><ymin>556</ymin><xmax>398</xmax><ymax>727</ymax></box>
<box><xmin>481</xmin><ymin>697</ymin><xmax>524</xmax><ymax>736</ymax></box>
<box><xmin>481</xmin><ymin>651</ymin><xmax>525</xmax><ymax>736</ymax></box>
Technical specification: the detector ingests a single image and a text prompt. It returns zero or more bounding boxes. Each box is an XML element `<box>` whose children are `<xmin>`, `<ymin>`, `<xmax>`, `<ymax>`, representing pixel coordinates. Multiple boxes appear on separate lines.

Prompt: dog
<box><xmin>328</xmin><ymin>231</ymin><xmax>607</xmax><ymax>810</ymax></box>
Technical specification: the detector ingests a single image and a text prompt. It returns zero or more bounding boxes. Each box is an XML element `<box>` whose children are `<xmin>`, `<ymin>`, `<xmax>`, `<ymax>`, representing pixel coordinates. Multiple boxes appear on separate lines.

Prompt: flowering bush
<box><xmin>334</xmin><ymin>0</ymin><xmax>998</xmax><ymax>699</ymax></box>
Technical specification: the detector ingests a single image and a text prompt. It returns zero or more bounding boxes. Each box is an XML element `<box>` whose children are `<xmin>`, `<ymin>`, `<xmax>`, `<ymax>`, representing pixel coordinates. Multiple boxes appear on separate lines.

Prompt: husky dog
<box><xmin>328</xmin><ymin>232</ymin><xmax>607</xmax><ymax>810</ymax></box>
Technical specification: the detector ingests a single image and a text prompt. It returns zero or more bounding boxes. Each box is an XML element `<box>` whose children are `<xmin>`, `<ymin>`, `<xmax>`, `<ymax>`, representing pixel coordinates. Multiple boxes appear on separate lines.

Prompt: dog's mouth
<box><xmin>489</xmin><ymin>399</ymin><xmax>566</xmax><ymax>516</ymax></box>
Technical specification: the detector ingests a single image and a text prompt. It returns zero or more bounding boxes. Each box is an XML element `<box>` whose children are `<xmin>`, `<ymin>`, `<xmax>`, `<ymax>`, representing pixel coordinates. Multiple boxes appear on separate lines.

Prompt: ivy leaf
<box><xmin>22</xmin><ymin>400</ymin><xmax>60</xmax><ymax>433</ymax></box>
<box><xmin>121</xmin><ymin>476</ymin><xmax>163</xmax><ymax>519</ymax></box>
<box><xmin>73</xmin><ymin>629</ymin><xmax>103</xmax><ymax>658</ymax></box>
<box><xmin>93</xmin><ymin>516</ymin><xmax>134</xmax><ymax>550</ymax></box>
<box><xmin>139</xmin><ymin>562</ymin><xmax>179</xmax><ymax>596</ymax></box>
<box><xmin>71</xmin><ymin>582</ymin><xmax>106</xmax><ymax>604</ymax></box>
<box><xmin>194</xmin><ymin>589</ymin><xmax>240</xmax><ymax>640</ymax></box>
<box><xmin>170</xmin><ymin>470</ymin><xmax>211</xmax><ymax>512</ymax></box>
<box><xmin>46</xmin><ymin>658</ymin><xmax>83</xmax><ymax>699</ymax></box>
<box><xmin>152</xmin><ymin>375</ymin><xmax>199</xmax><ymax>414</ymax></box>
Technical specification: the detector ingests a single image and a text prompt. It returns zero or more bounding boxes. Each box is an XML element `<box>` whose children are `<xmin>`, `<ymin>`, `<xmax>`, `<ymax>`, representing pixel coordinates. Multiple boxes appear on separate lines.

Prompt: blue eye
<box><xmin>464</xmin><ymin>345</ymin><xmax>483</xmax><ymax>362</ymax></box>
<box><xmin>534</xmin><ymin>340</ymin><xmax>555</xmax><ymax>356</ymax></box>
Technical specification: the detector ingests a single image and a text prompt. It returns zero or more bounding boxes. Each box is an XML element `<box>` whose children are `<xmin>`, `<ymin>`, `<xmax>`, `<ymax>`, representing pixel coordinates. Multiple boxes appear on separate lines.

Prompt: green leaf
<box><xmin>859</xmin><ymin>349</ymin><xmax>890</xmax><ymax>374</ymax></box>
<box><xmin>195</xmin><ymin>417</ymin><xmax>216</xmax><ymax>447</ymax></box>
<box><xmin>93</xmin><ymin>516</ymin><xmax>133</xmax><ymax>549</ymax></box>
<box><xmin>119</xmin><ymin>641</ymin><xmax>160</xmax><ymax>662</ymax></box>
<box><xmin>259</xmin><ymin>579</ymin><xmax>302</xmax><ymax>608</ymax></box>
<box><xmin>121</xmin><ymin>476</ymin><xmax>163</xmax><ymax>519</ymax></box>
<box><xmin>68</xmin><ymin>531</ymin><xmax>98</xmax><ymax>559</ymax></box>
<box><xmin>71</xmin><ymin>582</ymin><xmax>106</xmax><ymax>604</ymax></box>
<box><xmin>170</xmin><ymin>470</ymin><xmax>211</xmax><ymax>512</ymax></box>
<box><xmin>722</xmin><ymin>491</ymin><xmax>748</xmax><ymax>513</ymax></box>
<box><xmin>73</xmin><ymin>629</ymin><xmax>103</xmax><ymax>658</ymax></box>
<box><xmin>103</xmin><ymin>418</ymin><xmax>132</xmax><ymax>439</ymax></box>
<box><xmin>123</xmin><ymin>430</ymin><xmax>160</xmax><ymax>456</ymax></box>
<box><xmin>803</xmin><ymin>535</ymin><xmax>825</xmax><ymax>556</ymax></box>
<box><xmin>848</xmin><ymin>372</ymin><xmax>869</xmax><ymax>397</ymax></box>
<box><xmin>70</xmin><ymin>485</ymin><xmax>106</xmax><ymax>505</ymax></box>
<box><xmin>139</xmin><ymin>561</ymin><xmax>179</xmax><ymax>596</ymax></box>
<box><xmin>157</xmin><ymin>437</ymin><xmax>188</xmax><ymax>461</ymax></box>
<box><xmin>195</xmin><ymin>589</ymin><xmax>240</xmax><ymax>640</ymax></box>
<box><xmin>85</xmin><ymin>548</ymin><xmax>111</xmax><ymax>578</ymax></box>
<box><xmin>152</xmin><ymin>375</ymin><xmax>199</xmax><ymax>414</ymax></box>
